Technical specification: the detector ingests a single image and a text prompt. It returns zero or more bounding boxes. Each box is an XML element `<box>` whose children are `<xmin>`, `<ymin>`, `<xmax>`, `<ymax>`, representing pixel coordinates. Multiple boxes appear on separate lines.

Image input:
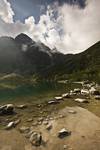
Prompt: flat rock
<box><xmin>62</xmin><ymin>93</ymin><xmax>71</xmax><ymax>98</ymax></box>
<box><xmin>75</xmin><ymin>98</ymin><xmax>89</xmax><ymax>103</ymax></box>
<box><xmin>55</xmin><ymin>96</ymin><xmax>63</xmax><ymax>101</ymax></box>
<box><xmin>19</xmin><ymin>126</ymin><xmax>30</xmax><ymax>133</ymax></box>
<box><xmin>48</xmin><ymin>100</ymin><xmax>60</xmax><ymax>105</ymax></box>
<box><xmin>16</xmin><ymin>104</ymin><xmax>27</xmax><ymax>109</ymax></box>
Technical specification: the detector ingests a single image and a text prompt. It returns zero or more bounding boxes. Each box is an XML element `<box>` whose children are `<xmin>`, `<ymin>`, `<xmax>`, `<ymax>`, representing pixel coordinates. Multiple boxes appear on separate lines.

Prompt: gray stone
<box><xmin>55</xmin><ymin>96</ymin><xmax>63</xmax><ymax>101</ymax></box>
<box><xmin>81</xmin><ymin>89</ymin><xmax>89</xmax><ymax>95</ymax></box>
<box><xmin>38</xmin><ymin>117</ymin><xmax>44</xmax><ymax>122</ymax></box>
<box><xmin>58</xmin><ymin>128</ymin><xmax>71</xmax><ymax>138</ymax></box>
<box><xmin>16</xmin><ymin>104</ymin><xmax>27</xmax><ymax>109</ymax></box>
<box><xmin>68</xmin><ymin>110</ymin><xmax>77</xmax><ymax>114</ymax></box>
<box><xmin>43</xmin><ymin>121</ymin><xmax>49</xmax><ymax>125</ymax></box>
<box><xmin>89</xmin><ymin>87</ymin><xmax>100</xmax><ymax>95</ymax></box>
<box><xmin>27</xmin><ymin>118</ymin><xmax>33</xmax><ymax>122</ymax></box>
<box><xmin>94</xmin><ymin>95</ymin><xmax>100</xmax><ymax>100</ymax></box>
<box><xmin>74</xmin><ymin>88</ymin><xmax>81</xmax><ymax>93</ymax></box>
<box><xmin>46</xmin><ymin>123</ymin><xmax>52</xmax><ymax>130</ymax></box>
<box><xmin>14</xmin><ymin>119</ymin><xmax>21</xmax><ymax>125</ymax></box>
<box><xmin>6</xmin><ymin>122</ymin><xmax>15</xmax><ymax>130</ymax></box>
<box><xmin>0</xmin><ymin>104</ymin><xmax>14</xmax><ymax>115</ymax></box>
<box><xmin>62</xmin><ymin>93</ymin><xmax>71</xmax><ymax>98</ymax></box>
<box><xmin>75</xmin><ymin>98</ymin><xmax>88</xmax><ymax>103</ymax></box>
<box><xmin>63</xmin><ymin>145</ymin><xmax>68</xmax><ymax>149</ymax></box>
<box><xmin>29</xmin><ymin>132</ymin><xmax>42</xmax><ymax>146</ymax></box>
<box><xmin>32</xmin><ymin>122</ymin><xmax>38</xmax><ymax>126</ymax></box>
<box><xmin>19</xmin><ymin>126</ymin><xmax>30</xmax><ymax>133</ymax></box>
<box><xmin>48</xmin><ymin>100</ymin><xmax>60</xmax><ymax>105</ymax></box>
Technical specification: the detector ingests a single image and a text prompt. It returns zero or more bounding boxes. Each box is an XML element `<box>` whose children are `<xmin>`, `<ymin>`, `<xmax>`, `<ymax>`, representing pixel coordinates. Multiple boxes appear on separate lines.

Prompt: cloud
<box><xmin>0</xmin><ymin>0</ymin><xmax>14</xmax><ymax>23</ymax></box>
<box><xmin>57</xmin><ymin>0</ymin><xmax>100</xmax><ymax>53</ymax></box>
<box><xmin>0</xmin><ymin>0</ymin><xmax>100</xmax><ymax>54</ymax></box>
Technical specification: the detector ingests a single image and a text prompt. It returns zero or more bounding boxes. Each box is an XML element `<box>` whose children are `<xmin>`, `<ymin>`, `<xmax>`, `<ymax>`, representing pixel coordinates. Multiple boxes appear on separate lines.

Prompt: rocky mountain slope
<box><xmin>0</xmin><ymin>33</ymin><xmax>99</xmax><ymax>82</ymax></box>
<box><xmin>0</xmin><ymin>33</ymin><xmax>65</xmax><ymax>76</ymax></box>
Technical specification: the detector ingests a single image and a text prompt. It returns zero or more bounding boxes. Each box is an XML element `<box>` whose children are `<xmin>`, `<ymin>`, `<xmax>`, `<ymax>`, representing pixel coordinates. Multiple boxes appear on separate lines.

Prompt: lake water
<box><xmin>0</xmin><ymin>82</ymin><xmax>78</xmax><ymax>103</ymax></box>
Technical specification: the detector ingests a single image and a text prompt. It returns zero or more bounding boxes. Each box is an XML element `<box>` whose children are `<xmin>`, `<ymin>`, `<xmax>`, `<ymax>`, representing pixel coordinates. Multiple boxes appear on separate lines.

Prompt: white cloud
<box><xmin>0</xmin><ymin>0</ymin><xmax>14</xmax><ymax>23</ymax></box>
<box><xmin>0</xmin><ymin>0</ymin><xmax>100</xmax><ymax>54</ymax></box>
<box><xmin>57</xmin><ymin>0</ymin><xmax>100</xmax><ymax>53</ymax></box>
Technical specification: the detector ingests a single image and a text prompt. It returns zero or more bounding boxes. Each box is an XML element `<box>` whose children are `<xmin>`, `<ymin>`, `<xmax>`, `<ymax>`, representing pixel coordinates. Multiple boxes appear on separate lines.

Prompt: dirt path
<box><xmin>0</xmin><ymin>107</ymin><xmax>100</xmax><ymax>150</ymax></box>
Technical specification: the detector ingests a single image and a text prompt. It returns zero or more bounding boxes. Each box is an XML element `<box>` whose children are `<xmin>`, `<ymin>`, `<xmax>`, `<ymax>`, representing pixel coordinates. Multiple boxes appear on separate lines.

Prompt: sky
<box><xmin>0</xmin><ymin>0</ymin><xmax>100</xmax><ymax>54</ymax></box>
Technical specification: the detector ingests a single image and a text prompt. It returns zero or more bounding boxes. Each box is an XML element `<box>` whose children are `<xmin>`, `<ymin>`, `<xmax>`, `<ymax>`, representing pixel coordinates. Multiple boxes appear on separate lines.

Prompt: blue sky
<box><xmin>8</xmin><ymin>0</ymin><xmax>86</xmax><ymax>23</ymax></box>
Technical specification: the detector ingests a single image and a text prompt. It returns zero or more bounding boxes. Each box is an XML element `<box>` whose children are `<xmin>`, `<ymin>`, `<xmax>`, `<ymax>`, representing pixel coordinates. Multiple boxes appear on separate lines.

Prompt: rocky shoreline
<box><xmin>0</xmin><ymin>81</ymin><xmax>100</xmax><ymax>150</ymax></box>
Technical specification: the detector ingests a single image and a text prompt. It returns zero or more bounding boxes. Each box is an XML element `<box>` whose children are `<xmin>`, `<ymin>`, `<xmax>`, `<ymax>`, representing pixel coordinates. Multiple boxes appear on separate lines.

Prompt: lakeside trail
<box><xmin>0</xmin><ymin>106</ymin><xmax>100</xmax><ymax>150</ymax></box>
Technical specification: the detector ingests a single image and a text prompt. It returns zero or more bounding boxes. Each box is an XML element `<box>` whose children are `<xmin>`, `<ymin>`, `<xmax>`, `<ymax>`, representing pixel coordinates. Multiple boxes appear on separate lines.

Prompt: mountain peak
<box><xmin>15</xmin><ymin>33</ymin><xmax>33</xmax><ymax>45</ymax></box>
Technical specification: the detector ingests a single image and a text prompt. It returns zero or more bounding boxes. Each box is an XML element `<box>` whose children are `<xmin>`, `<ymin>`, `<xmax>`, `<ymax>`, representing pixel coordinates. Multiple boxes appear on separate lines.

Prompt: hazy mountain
<box><xmin>0</xmin><ymin>33</ymin><xmax>65</xmax><ymax>75</ymax></box>
<box><xmin>0</xmin><ymin>33</ymin><xmax>99</xmax><ymax>82</ymax></box>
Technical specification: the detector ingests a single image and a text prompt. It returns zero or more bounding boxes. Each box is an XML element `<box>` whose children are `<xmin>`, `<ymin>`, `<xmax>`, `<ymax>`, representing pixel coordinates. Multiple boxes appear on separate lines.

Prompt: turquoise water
<box><xmin>0</xmin><ymin>82</ymin><xmax>71</xmax><ymax>104</ymax></box>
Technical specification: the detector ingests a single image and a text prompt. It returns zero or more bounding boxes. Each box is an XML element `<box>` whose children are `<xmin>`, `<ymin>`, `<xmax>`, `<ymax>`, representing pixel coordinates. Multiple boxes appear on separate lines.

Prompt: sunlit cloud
<box><xmin>0</xmin><ymin>0</ymin><xmax>100</xmax><ymax>54</ymax></box>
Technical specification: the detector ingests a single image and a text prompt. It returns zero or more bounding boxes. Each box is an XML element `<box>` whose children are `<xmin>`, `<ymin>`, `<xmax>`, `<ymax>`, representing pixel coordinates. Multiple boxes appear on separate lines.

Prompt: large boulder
<box><xmin>89</xmin><ymin>87</ymin><xmax>100</xmax><ymax>95</ymax></box>
<box><xmin>0</xmin><ymin>104</ymin><xmax>14</xmax><ymax>115</ymax></box>
<box><xmin>58</xmin><ymin>128</ymin><xmax>71</xmax><ymax>138</ymax></box>
<box><xmin>29</xmin><ymin>132</ymin><xmax>42</xmax><ymax>146</ymax></box>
